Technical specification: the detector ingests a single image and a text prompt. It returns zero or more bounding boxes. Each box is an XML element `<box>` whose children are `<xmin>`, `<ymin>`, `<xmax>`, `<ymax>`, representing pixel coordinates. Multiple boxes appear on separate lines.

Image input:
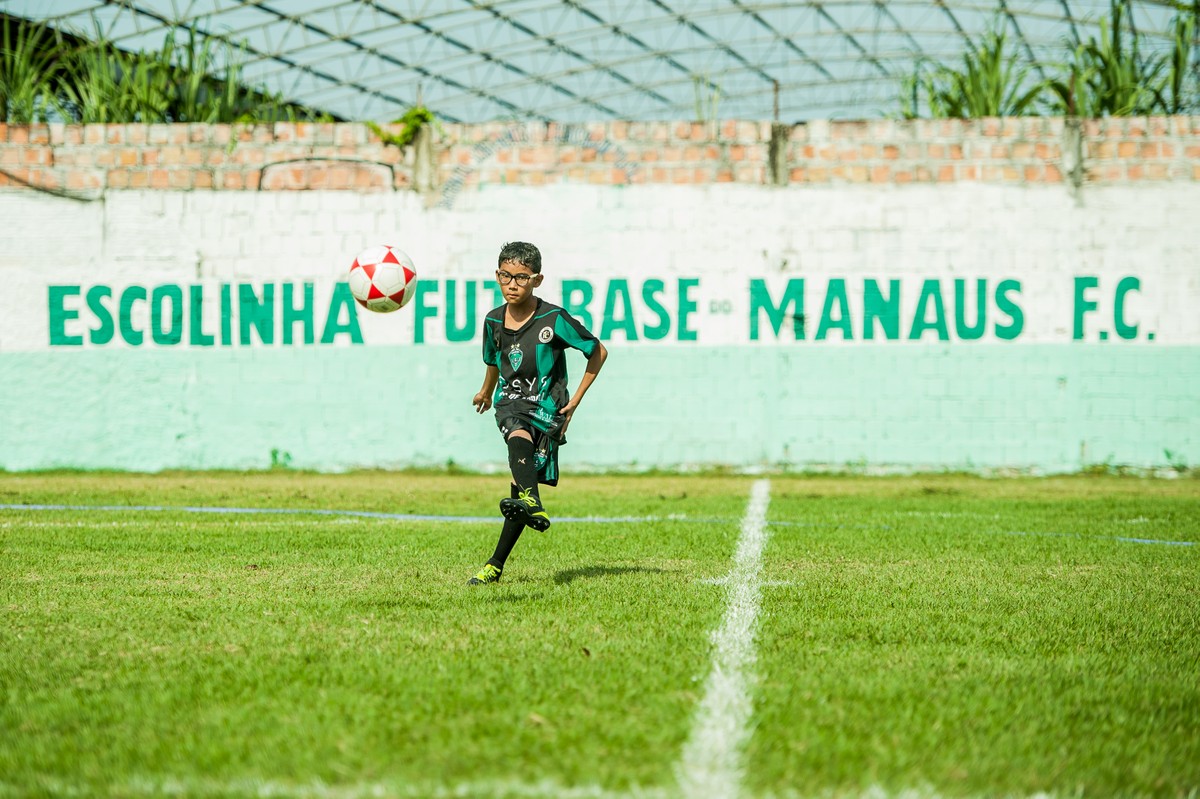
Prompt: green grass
<box><xmin>1</xmin><ymin>472</ymin><xmax>1198</xmax><ymax>798</ymax></box>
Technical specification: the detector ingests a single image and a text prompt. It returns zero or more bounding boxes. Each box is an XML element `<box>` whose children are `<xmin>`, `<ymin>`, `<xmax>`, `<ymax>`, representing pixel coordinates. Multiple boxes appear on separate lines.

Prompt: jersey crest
<box><xmin>507</xmin><ymin>343</ymin><xmax>523</xmax><ymax>370</ymax></box>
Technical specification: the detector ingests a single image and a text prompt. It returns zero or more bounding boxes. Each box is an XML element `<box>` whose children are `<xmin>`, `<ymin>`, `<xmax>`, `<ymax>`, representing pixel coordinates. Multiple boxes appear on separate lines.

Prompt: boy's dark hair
<box><xmin>497</xmin><ymin>241</ymin><xmax>542</xmax><ymax>274</ymax></box>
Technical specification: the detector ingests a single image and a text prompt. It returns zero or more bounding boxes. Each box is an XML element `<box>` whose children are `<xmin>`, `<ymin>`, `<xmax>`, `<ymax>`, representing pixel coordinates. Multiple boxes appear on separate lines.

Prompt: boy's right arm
<box><xmin>473</xmin><ymin>365</ymin><xmax>500</xmax><ymax>413</ymax></box>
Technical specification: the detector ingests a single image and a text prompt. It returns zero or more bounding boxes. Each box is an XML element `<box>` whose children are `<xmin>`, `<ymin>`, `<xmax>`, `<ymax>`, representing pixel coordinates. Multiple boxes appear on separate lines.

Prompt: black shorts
<box><xmin>495</xmin><ymin>409</ymin><xmax>562</xmax><ymax>486</ymax></box>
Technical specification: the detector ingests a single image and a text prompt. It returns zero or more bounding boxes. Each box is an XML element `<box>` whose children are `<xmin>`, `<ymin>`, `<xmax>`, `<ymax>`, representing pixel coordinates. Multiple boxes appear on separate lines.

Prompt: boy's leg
<box><xmin>506</xmin><ymin>431</ymin><xmax>540</xmax><ymax>499</ymax></box>
<box><xmin>500</xmin><ymin>430</ymin><xmax>550</xmax><ymax>531</ymax></box>
<box><xmin>489</xmin><ymin>516</ymin><xmax>526</xmax><ymax>568</ymax></box>
<box><xmin>490</xmin><ymin>484</ymin><xmax>527</xmax><ymax>565</ymax></box>
<box><xmin>469</xmin><ymin>487</ymin><xmax>527</xmax><ymax>585</ymax></box>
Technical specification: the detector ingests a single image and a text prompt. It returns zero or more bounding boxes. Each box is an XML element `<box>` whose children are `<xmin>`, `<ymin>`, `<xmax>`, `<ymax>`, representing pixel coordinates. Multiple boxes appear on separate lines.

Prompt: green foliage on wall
<box><xmin>901</xmin><ymin>29</ymin><xmax>1046</xmax><ymax>119</ymax></box>
<box><xmin>899</xmin><ymin>0</ymin><xmax>1199</xmax><ymax>119</ymax></box>
<box><xmin>0</xmin><ymin>14</ymin><xmax>331</xmax><ymax>124</ymax></box>
<box><xmin>366</xmin><ymin>106</ymin><xmax>441</xmax><ymax>150</ymax></box>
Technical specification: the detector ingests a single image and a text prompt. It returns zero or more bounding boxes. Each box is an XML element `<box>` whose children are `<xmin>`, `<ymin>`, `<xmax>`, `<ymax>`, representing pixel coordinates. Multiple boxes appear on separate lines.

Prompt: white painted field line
<box><xmin>676</xmin><ymin>478</ymin><xmax>771</xmax><ymax>799</ymax></box>
<box><xmin>20</xmin><ymin>776</ymin><xmax>674</xmax><ymax>799</ymax></box>
<box><xmin>178</xmin><ymin>777</ymin><xmax>669</xmax><ymax>798</ymax></box>
<box><xmin>0</xmin><ymin>504</ymin><xmax>725</xmax><ymax>525</ymax></box>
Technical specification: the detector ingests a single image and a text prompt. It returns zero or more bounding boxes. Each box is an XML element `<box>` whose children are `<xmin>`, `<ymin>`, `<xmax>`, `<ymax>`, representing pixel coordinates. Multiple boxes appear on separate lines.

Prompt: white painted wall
<box><xmin>1</xmin><ymin>182</ymin><xmax>1198</xmax><ymax>472</ymax></box>
<box><xmin>4</xmin><ymin>183</ymin><xmax>1198</xmax><ymax>350</ymax></box>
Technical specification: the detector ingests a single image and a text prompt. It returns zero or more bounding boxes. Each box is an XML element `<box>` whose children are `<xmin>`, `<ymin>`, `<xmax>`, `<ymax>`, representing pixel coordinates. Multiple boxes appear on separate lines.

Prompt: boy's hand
<box><xmin>558</xmin><ymin>399</ymin><xmax>579</xmax><ymax>432</ymax></box>
<box><xmin>473</xmin><ymin>391</ymin><xmax>492</xmax><ymax>413</ymax></box>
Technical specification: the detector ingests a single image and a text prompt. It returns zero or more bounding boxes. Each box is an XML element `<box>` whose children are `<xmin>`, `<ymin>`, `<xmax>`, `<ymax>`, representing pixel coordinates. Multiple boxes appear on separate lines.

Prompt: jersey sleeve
<box><xmin>482</xmin><ymin>315</ymin><xmax>501</xmax><ymax>366</ymax></box>
<box><xmin>553</xmin><ymin>309</ymin><xmax>600</xmax><ymax>357</ymax></box>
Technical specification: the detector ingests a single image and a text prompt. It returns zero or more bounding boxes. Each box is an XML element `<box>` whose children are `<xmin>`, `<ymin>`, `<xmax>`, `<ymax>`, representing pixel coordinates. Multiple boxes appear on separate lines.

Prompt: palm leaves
<box><xmin>902</xmin><ymin>0</ymin><xmax>1200</xmax><ymax>119</ymax></box>
<box><xmin>1049</xmin><ymin>1</ymin><xmax>1171</xmax><ymax>116</ymax></box>
<box><xmin>1</xmin><ymin>15</ymin><xmax>326</xmax><ymax>124</ymax></box>
<box><xmin>907</xmin><ymin>29</ymin><xmax>1047</xmax><ymax>118</ymax></box>
<box><xmin>0</xmin><ymin>15</ymin><xmax>66</xmax><ymax>123</ymax></box>
<box><xmin>1157</xmin><ymin>6</ymin><xmax>1197</xmax><ymax>114</ymax></box>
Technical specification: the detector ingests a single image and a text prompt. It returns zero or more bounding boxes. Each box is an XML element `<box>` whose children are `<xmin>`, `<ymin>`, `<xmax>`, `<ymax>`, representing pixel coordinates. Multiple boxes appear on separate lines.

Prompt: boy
<box><xmin>468</xmin><ymin>241</ymin><xmax>608</xmax><ymax>585</ymax></box>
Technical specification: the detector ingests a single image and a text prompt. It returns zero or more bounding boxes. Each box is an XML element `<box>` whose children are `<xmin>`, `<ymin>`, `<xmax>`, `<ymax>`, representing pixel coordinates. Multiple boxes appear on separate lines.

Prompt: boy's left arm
<box><xmin>559</xmin><ymin>342</ymin><xmax>608</xmax><ymax>432</ymax></box>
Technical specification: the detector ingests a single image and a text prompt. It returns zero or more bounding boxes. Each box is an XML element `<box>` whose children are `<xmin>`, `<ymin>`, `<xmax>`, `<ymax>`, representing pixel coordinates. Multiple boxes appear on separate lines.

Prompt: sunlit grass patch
<box><xmin>1</xmin><ymin>472</ymin><xmax>1197</xmax><ymax>798</ymax></box>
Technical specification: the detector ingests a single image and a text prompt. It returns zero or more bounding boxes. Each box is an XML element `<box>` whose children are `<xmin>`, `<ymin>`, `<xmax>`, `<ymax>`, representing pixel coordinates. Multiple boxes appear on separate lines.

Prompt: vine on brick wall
<box><xmin>367</xmin><ymin>106</ymin><xmax>441</xmax><ymax>150</ymax></box>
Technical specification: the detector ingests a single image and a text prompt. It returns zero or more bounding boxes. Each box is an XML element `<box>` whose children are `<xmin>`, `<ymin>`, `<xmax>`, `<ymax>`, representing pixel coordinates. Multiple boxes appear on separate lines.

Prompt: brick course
<box><xmin>0</xmin><ymin>117</ymin><xmax>1196</xmax><ymax>195</ymax></box>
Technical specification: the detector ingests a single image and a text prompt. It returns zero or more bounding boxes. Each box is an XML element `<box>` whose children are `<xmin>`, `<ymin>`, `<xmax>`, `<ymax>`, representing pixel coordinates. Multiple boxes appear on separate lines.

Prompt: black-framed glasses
<box><xmin>496</xmin><ymin>270</ymin><xmax>535</xmax><ymax>286</ymax></box>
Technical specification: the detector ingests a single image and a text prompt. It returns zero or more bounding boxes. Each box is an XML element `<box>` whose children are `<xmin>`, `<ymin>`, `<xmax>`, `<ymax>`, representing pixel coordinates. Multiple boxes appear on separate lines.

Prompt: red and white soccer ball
<box><xmin>348</xmin><ymin>245</ymin><xmax>418</xmax><ymax>313</ymax></box>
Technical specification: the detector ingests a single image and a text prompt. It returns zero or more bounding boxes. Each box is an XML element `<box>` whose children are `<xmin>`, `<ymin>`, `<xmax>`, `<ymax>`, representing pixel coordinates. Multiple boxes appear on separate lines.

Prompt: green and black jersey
<box><xmin>482</xmin><ymin>298</ymin><xmax>599</xmax><ymax>442</ymax></box>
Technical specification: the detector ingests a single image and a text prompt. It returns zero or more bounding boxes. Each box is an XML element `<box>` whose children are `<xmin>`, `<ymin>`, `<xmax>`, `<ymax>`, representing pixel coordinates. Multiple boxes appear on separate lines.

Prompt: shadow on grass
<box><xmin>554</xmin><ymin>564</ymin><xmax>668</xmax><ymax>585</ymax></box>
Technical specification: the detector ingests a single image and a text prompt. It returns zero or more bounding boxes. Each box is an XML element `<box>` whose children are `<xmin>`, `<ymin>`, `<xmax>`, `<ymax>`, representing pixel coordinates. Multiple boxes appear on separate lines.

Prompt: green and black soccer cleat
<box><xmin>500</xmin><ymin>488</ymin><xmax>551</xmax><ymax>531</ymax></box>
<box><xmin>468</xmin><ymin>563</ymin><xmax>503</xmax><ymax>585</ymax></box>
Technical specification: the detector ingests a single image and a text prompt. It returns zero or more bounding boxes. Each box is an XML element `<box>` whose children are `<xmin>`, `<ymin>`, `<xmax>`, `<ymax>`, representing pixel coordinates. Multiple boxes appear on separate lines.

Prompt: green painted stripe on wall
<box><xmin>1</xmin><ymin>345</ymin><xmax>1196</xmax><ymax>473</ymax></box>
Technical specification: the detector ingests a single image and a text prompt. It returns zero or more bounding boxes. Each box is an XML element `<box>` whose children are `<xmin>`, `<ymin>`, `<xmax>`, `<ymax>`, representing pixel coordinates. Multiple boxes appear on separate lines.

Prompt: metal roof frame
<box><xmin>2</xmin><ymin>0</ymin><xmax>1191</xmax><ymax>122</ymax></box>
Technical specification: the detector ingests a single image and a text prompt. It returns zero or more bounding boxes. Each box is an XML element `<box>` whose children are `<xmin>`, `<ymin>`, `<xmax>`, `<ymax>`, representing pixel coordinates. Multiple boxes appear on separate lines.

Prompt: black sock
<box><xmin>488</xmin><ymin>516</ymin><xmax>526</xmax><ymax>569</ymax></box>
<box><xmin>507</xmin><ymin>436</ymin><xmax>540</xmax><ymax>499</ymax></box>
<box><xmin>488</xmin><ymin>484</ymin><xmax>525</xmax><ymax>569</ymax></box>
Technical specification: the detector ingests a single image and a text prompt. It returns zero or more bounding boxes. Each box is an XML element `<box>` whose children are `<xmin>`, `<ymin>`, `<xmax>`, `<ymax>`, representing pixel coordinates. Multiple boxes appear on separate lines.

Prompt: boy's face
<box><xmin>496</xmin><ymin>259</ymin><xmax>542</xmax><ymax>304</ymax></box>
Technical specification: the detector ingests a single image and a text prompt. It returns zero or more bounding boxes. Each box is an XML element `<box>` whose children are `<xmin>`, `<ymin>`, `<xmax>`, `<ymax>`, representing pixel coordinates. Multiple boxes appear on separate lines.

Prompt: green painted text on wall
<box><xmin>45</xmin><ymin>274</ymin><xmax>1151</xmax><ymax>346</ymax></box>
<box><xmin>48</xmin><ymin>283</ymin><xmax>363</xmax><ymax>347</ymax></box>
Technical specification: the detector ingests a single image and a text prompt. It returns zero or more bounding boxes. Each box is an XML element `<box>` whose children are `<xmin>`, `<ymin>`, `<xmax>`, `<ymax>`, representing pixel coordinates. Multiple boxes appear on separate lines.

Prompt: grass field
<box><xmin>1</xmin><ymin>471</ymin><xmax>1198</xmax><ymax>799</ymax></box>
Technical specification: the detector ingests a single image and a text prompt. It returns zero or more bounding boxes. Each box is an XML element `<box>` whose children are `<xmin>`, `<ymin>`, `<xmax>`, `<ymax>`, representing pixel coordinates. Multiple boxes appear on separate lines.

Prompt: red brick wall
<box><xmin>0</xmin><ymin>117</ymin><xmax>1197</xmax><ymax>195</ymax></box>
